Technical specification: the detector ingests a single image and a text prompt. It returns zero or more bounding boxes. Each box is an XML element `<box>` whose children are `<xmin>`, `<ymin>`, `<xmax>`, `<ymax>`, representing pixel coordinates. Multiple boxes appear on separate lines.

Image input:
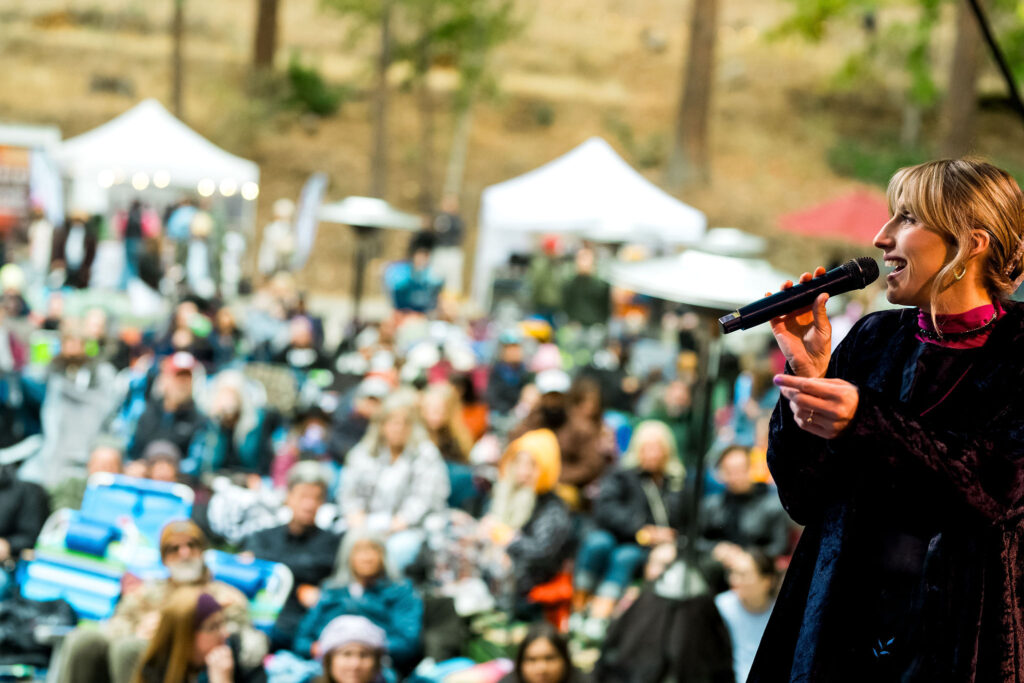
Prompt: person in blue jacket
<box><xmin>294</xmin><ymin>532</ymin><xmax>423</xmax><ymax>671</ymax></box>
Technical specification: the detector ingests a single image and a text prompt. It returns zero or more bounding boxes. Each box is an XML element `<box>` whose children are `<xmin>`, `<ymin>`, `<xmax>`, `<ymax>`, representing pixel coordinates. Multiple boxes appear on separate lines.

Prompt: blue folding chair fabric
<box><xmin>203</xmin><ymin>550</ymin><xmax>293</xmax><ymax>635</ymax></box>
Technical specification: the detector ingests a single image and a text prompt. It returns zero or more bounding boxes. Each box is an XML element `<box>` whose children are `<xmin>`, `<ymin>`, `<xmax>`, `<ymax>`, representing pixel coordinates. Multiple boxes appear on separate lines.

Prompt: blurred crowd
<box><xmin>0</xmin><ymin>196</ymin><xmax>811</xmax><ymax>683</ymax></box>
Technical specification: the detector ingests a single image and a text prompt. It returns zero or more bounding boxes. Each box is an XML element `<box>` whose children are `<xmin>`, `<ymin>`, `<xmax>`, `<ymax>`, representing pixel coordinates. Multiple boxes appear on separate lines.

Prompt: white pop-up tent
<box><xmin>473</xmin><ymin>137</ymin><xmax>706</xmax><ymax>307</ymax></box>
<box><xmin>56</xmin><ymin>99</ymin><xmax>260</xmax><ymax>223</ymax></box>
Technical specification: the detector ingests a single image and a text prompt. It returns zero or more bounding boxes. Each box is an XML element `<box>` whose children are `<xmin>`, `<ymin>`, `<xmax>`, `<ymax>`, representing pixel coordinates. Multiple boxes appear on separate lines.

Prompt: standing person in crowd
<box><xmin>132</xmin><ymin>587</ymin><xmax>266</xmax><ymax>683</ymax></box>
<box><xmin>526</xmin><ymin>236</ymin><xmax>566</xmax><ymax>326</ymax></box>
<box><xmin>498</xmin><ymin>622</ymin><xmax>591</xmax><ymax>683</ymax></box>
<box><xmin>129</xmin><ymin>352</ymin><xmax>204</xmax><ymax>463</ymax></box>
<box><xmin>294</xmin><ymin>533</ymin><xmax>423</xmax><ymax>670</ymax></box>
<box><xmin>341</xmin><ymin>390</ymin><xmax>450</xmax><ymax>573</ymax></box>
<box><xmin>0</xmin><ymin>440</ymin><xmax>49</xmax><ymax>599</ymax></box>
<box><xmin>430</xmin><ymin>194</ymin><xmax>465</xmax><ymax>295</ymax></box>
<box><xmin>258</xmin><ymin>198</ymin><xmax>296</xmax><ymax>277</ymax></box>
<box><xmin>697</xmin><ymin>445</ymin><xmax>790</xmax><ymax>592</ymax></box>
<box><xmin>53</xmin><ymin>210</ymin><xmax>98</xmax><ymax>289</ymax></box>
<box><xmin>642</xmin><ymin>378</ymin><xmax>693</xmax><ymax>471</ymax></box>
<box><xmin>122</xmin><ymin>200</ymin><xmax>144</xmax><ymax>289</ymax></box>
<box><xmin>715</xmin><ymin>549</ymin><xmax>778</xmax><ymax>683</ymax></box>
<box><xmin>392</xmin><ymin>235</ymin><xmax>443</xmax><ymax>314</ymax></box>
<box><xmin>311</xmin><ymin>615</ymin><xmax>389</xmax><ymax>683</ymax></box>
<box><xmin>60</xmin><ymin>521</ymin><xmax>264</xmax><ymax>683</ymax></box>
<box><xmin>242</xmin><ymin>462</ymin><xmax>340</xmax><ymax>651</ymax></box>
<box><xmin>572</xmin><ymin>421</ymin><xmax>685</xmax><ymax>637</ymax></box>
<box><xmin>27</xmin><ymin>204</ymin><xmax>54</xmax><ymax>285</ymax></box>
<box><xmin>561</xmin><ymin>246</ymin><xmax>610</xmax><ymax>329</ymax></box>
<box><xmin>751</xmin><ymin>159</ymin><xmax>1024</xmax><ymax>681</ymax></box>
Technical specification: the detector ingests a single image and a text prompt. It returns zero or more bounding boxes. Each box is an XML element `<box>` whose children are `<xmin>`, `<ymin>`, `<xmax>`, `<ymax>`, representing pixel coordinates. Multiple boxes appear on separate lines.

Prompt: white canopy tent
<box><xmin>55</xmin><ymin>99</ymin><xmax>260</xmax><ymax>228</ymax></box>
<box><xmin>473</xmin><ymin>137</ymin><xmax>706</xmax><ymax>307</ymax></box>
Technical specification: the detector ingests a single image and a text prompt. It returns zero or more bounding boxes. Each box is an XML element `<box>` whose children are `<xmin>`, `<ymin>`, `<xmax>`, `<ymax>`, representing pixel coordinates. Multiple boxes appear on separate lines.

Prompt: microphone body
<box><xmin>719</xmin><ymin>257</ymin><xmax>880</xmax><ymax>334</ymax></box>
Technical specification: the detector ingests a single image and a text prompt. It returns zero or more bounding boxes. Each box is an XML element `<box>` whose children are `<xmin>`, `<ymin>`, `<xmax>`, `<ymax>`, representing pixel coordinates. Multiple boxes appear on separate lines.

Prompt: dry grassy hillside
<box><xmin>0</xmin><ymin>0</ymin><xmax>1021</xmax><ymax>294</ymax></box>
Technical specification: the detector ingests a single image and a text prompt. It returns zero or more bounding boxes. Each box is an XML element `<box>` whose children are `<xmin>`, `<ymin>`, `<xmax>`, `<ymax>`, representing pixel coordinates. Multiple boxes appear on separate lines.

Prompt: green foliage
<box><xmin>285</xmin><ymin>55</ymin><xmax>348</xmax><ymax>116</ymax></box>
<box><xmin>826</xmin><ymin>136</ymin><xmax>932</xmax><ymax>186</ymax></box>
<box><xmin>604</xmin><ymin>114</ymin><xmax>667</xmax><ymax>169</ymax></box>
<box><xmin>769</xmin><ymin>0</ymin><xmax>877</xmax><ymax>41</ymax></box>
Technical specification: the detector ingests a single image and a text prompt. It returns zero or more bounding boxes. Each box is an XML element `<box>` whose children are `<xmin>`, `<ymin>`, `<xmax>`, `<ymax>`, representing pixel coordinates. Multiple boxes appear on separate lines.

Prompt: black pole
<box><xmin>965</xmin><ymin>0</ymin><xmax>1024</xmax><ymax>127</ymax></box>
<box><xmin>352</xmin><ymin>225</ymin><xmax>374</xmax><ymax>327</ymax></box>
<box><xmin>680</xmin><ymin>313</ymin><xmax>721</xmax><ymax>594</ymax></box>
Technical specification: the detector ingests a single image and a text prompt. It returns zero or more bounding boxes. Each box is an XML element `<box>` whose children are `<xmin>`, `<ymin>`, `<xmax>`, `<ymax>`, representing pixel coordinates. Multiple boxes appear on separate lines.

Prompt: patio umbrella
<box><xmin>778</xmin><ymin>190</ymin><xmax>890</xmax><ymax>245</ymax></box>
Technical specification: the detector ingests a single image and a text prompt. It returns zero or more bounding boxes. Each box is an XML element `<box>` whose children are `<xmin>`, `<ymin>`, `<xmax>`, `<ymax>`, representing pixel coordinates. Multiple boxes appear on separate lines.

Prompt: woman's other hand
<box><xmin>774</xmin><ymin>374</ymin><xmax>859</xmax><ymax>439</ymax></box>
<box><xmin>768</xmin><ymin>267</ymin><xmax>832</xmax><ymax>379</ymax></box>
<box><xmin>205</xmin><ymin>644</ymin><xmax>235</xmax><ymax>683</ymax></box>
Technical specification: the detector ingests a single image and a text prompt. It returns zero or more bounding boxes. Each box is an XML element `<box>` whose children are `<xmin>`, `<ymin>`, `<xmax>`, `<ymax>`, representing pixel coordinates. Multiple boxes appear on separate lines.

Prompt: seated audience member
<box><xmin>573</xmin><ymin>421</ymin><xmax>685</xmax><ymax>635</ymax></box>
<box><xmin>59</xmin><ymin>520</ymin><xmax>264</xmax><ymax>683</ymax></box>
<box><xmin>295</xmin><ymin>533</ymin><xmax>422</xmax><ymax>669</ymax></box>
<box><xmin>274</xmin><ymin>316</ymin><xmax>331</xmax><ymax>374</ymax></box>
<box><xmin>185</xmin><ymin>370</ymin><xmax>275</xmax><ymax>476</ymax></box>
<box><xmin>341</xmin><ymin>390</ymin><xmax>449</xmax><ymax>574</ymax></box>
<box><xmin>482</xmin><ymin>429</ymin><xmax>572</xmax><ymax>618</ymax></box>
<box><xmin>486</xmin><ymin>331</ymin><xmax>531</xmax><ymax>416</ymax></box>
<box><xmin>329</xmin><ymin>377</ymin><xmax>389</xmax><ymax>465</ymax></box>
<box><xmin>123</xmin><ymin>440</ymin><xmax>183</xmax><ymax>483</ymax></box>
<box><xmin>313</xmin><ymin>616</ymin><xmax>389</xmax><ymax>683</ymax></box>
<box><xmin>697</xmin><ymin>445</ymin><xmax>790</xmax><ymax>592</ymax></box>
<box><xmin>419</xmin><ymin>382</ymin><xmax>477</xmax><ymax>509</ymax></box>
<box><xmin>129</xmin><ymin>352</ymin><xmax>203</xmax><ymax>462</ymax></box>
<box><xmin>243</xmin><ymin>462</ymin><xmax>340</xmax><ymax>650</ymax></box>
<box><xmin>498</xmin><ymin>622</ymin><xmax>591</xmax><ymax>683</ymax></box>
<box><xmin>0</xmin><ymin>442</ymin><xmax>50</xmax><ymax>598</ymax></box>
<box><xmin>50</xmin><ymin>437</ymin><xmax>123</xmax><ymax>511</ymax></box>
<box><xmin>133</xmin><ymin>586</ymin><xmax>267</xmax><ymax>683</ymax></box>
<box><xmin>714</xmin><ymin>549</ymin><xmax>778</xmax><ymax>683</ymax></box>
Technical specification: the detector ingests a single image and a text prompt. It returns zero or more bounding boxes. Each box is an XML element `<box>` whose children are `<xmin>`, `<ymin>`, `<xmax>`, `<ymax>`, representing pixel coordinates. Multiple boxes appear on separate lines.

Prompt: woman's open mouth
<box><xmin>884</xmin><ymin>257</ymin><xmax>907</xmax><ymax>279</ymax></box>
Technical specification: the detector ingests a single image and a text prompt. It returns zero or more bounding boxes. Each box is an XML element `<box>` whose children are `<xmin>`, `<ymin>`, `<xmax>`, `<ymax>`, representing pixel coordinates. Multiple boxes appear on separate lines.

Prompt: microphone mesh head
<box><xmin>853</xmin><ymin>256</ymin><xmax>880</xmax><ymax>286</ymax></box>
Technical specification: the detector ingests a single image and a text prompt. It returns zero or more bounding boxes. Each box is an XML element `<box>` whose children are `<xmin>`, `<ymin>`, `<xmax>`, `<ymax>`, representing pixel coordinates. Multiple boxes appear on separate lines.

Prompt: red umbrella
<box><xmin>778</xmin><ymin>190</ymin><xmax>891</xmax><ymax>245</ymax></box>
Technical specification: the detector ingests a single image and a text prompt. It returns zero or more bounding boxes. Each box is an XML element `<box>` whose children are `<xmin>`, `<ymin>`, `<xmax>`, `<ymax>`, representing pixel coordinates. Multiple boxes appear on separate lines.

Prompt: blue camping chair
<box><xmin>202</xmin><ymin>550</ymin><xmax>293</xmax><ymax>635</ymax></box>
<box><xmin>18</xmin><ymin>474</ymin><xmax>194</xmax><ymax>621</ymax></box>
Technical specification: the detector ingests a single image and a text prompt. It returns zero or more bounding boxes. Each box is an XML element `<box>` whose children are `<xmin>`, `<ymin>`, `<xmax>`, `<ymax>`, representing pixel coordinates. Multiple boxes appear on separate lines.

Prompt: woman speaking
<box><xmin>749</xmin><ymin>159</ymin><xmax>1024</xmax><ymax>682</ymax></box>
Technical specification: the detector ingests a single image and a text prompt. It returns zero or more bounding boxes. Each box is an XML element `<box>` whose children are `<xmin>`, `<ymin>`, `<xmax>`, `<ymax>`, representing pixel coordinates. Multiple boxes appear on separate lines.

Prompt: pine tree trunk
<box><xmin>253</xmin><ymin>0</ymin><xmax>280</xmax><ymax>70</ymax></box>
<box><xmin>416</xmin><ymin>17</ymin><xmax>436</xmax><ymax>214</ymax></box>
<box><xmin>172</xmin><ymin>0</ymin><xmax>185</xmax><ymax>118</ymax></box>
<box><xmin>940</xmin><ymin>0</ymin><xmax>982</xmax><ymax>157</ymax></box>
<box><xmin>666</xmin><ymin>0</ymin><xmax>718</xmax><ymax>190</ymax></box>
<box><xmin>371</xmin><ymin>1</ymin><xmax>392</xmax><ymax>199</ymax></box>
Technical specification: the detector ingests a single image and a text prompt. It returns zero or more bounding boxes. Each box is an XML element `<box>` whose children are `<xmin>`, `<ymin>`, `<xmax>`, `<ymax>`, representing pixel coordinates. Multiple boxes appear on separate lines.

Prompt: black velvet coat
<box><xmin>749</xmin><ymin>302</ymin><xmax>1024</xmax><ymax>682</ymax></box>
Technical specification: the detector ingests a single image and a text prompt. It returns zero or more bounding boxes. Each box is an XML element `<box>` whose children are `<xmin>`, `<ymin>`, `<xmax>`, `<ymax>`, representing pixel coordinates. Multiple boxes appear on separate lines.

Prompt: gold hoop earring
<box><xmin>954</xmin><ymin>265</ymin><xmax>967</xmax><ymax>281</ymax></box>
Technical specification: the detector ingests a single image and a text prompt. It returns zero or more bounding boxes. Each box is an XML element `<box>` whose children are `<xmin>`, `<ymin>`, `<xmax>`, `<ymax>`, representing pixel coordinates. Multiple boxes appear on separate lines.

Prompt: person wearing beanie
<box><xmin>59</xmin><ymin>520</ymin><xmax>265</xmax><ymax>683</ymax></box>
<box><xmin>314</xmin><ymin>615</ymin><xmax>388</xmax><ymax>683</ymax></box>
<box><xmin>134</xmin><ymin>586</ymin><xmax>267</xmax><ymax>683</ymax></box>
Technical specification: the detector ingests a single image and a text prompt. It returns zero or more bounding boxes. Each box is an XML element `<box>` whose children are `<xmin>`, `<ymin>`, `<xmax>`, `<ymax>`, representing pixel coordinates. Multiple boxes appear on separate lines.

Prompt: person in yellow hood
<box><xmin>482</xmin><ymin>429</ymin><xmax>573</xmax><ymax>617</ymax></box>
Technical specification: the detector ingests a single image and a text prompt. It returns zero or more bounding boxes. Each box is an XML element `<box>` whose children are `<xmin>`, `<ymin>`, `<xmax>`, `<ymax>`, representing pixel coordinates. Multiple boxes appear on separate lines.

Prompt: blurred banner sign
<box><xmin>291</xmin><ymin>172</ymin><xmax>329</xmax><ymax>270</ymax></box>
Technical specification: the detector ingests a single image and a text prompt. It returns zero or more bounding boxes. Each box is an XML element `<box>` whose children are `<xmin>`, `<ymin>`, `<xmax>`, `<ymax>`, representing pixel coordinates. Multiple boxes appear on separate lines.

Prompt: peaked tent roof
<box><xmin>473</xmin><ymin>137</ymin><xmax>706</xmax><ymax>305</ymax></box>
<box><xmin>778</xmin><ymin>190</ymin><xmax>890</xmax><ymax>245</ymax></box>
<box><xmin>56</xmin><ymin>99</ymin><xmax>259</xmax><ymax>188</ymax></box>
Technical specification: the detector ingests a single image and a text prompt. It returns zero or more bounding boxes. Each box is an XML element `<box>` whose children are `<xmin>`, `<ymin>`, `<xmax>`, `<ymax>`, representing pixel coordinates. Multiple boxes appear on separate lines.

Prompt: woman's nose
<box><xmin>873</xmin><ymin>217</ymin><xmax>896</xmax><ymax>250</ymax></box>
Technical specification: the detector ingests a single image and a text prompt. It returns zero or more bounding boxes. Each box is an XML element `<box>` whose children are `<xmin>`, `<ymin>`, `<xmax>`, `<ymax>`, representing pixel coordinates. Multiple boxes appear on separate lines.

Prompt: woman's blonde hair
<box><xmin>357</xmin><ymin>388</ymin><xmax>432</xmax><ymax>458</ymax></box>
<box><xmin>622</xmin><ymin>420</ymin><xmax>685</xmax><ymax>489</ymax></box>
<box><xmin>887</xmin><ymin>158</ymin><xmax>1024</xmax><ymax>312</ymax></box>
<box><xmin>420</xmin><ymin>382</ymin><xmax>473</xmax><ymax>463</ymax></box>
<box><xmin>133</xmin><ymin>586</ymin><xmax>205</xmax><ymax>683</ymax></box>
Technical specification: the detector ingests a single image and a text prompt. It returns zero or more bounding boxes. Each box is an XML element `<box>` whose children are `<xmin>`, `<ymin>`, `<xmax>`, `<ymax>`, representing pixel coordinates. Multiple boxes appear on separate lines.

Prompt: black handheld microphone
<box><xmin>719</xmin><ymin>257</ymin><xmax>880</xmax><ymax>334</ymax></box>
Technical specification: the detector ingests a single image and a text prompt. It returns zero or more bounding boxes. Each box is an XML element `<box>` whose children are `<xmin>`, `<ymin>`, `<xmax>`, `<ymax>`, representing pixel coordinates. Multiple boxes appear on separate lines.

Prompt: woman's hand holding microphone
<box><xmin>768</xmin><ymin>267</ymin><xmax>859</xmax><ymax>439</ymax></box>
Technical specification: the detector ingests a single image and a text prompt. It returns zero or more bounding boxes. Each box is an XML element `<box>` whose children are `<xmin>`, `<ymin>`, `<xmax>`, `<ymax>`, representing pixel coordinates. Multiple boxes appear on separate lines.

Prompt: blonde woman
<box><xmin>572</xmin><ymin>420</ymin><xmax>685</xmax><ymax>636</ymax></box>
<box><xmin>340</xmin><ymin>389</ymin><xmax>450</xmax><ymax>573</ymax></box>
<box><xmin>420</xmin><ymin>382</ymin><xmax>478</xmax><ymax>509</ymax></box>
<box><xmin>753</xmin><ymin>159</ymin><xmax>1024</xmax><ymax>681</ymax></box>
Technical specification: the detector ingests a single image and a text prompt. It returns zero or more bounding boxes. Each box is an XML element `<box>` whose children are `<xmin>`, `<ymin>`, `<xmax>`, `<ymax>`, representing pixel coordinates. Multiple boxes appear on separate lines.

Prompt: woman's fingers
<box><xmin>811</xmin><ymin>292</ymin><xmax>831</xmax><ymax>332</ymax></box>
<box><xmin>774</xmin><ymin>375</ymin><xmax>845</xmax><ymax>398</ymax></box>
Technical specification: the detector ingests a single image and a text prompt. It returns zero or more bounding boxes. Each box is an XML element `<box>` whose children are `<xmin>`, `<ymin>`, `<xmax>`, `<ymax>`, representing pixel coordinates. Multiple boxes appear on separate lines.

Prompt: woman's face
<box><xmin>349</xmin><ymin>540</ymin><xmax>385</xmax><ymax>582</ymax></box>
<box><xmin>420</xmin><ymin>393</ymin><xmax>447</xmax><ymax>431</ymax></box>
<box><xmin>873</xmin><ymin>202</ymin><xmax>955</xmax><ymax>310</ymax></box>
<box><xmin>638</xmin><ymin>434</ymin><xmax>668</xmax><ymax>474</ymax></box>
<box><xmin>521</xmin><ymin>637</ymin><xmax>567</xmax><ymax>683</ymax></box>
<box><xmin>727</xmin><ymin>553</ymin><xmax>774</xmax><ymax>609</ymax></box>
<box><xmin>329</xmin><ymin>644</ymin><xmax>379</xmax><ymax>683</ymax></box>
<box><xmin>192</xmin><ymin>612</ymin><xmax>228</xmax><ymax>664</ymax></box>
<box><xmin>512</xmin><ymin>450</ymin><xmax>538</xmax><ymax>489</ymax></box>
<box><xmin>381</xmin><ymin>409</ymin><xmax>412</xmax><ymax>451</ymax></box>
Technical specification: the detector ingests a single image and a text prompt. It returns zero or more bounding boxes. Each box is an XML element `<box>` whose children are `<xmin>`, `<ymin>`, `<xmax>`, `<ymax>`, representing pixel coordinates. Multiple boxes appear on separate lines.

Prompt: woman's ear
<box><xmin>969</xmin><ymin>229</ymin><xmax>991</xmax><ymax>259</ymax></box>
